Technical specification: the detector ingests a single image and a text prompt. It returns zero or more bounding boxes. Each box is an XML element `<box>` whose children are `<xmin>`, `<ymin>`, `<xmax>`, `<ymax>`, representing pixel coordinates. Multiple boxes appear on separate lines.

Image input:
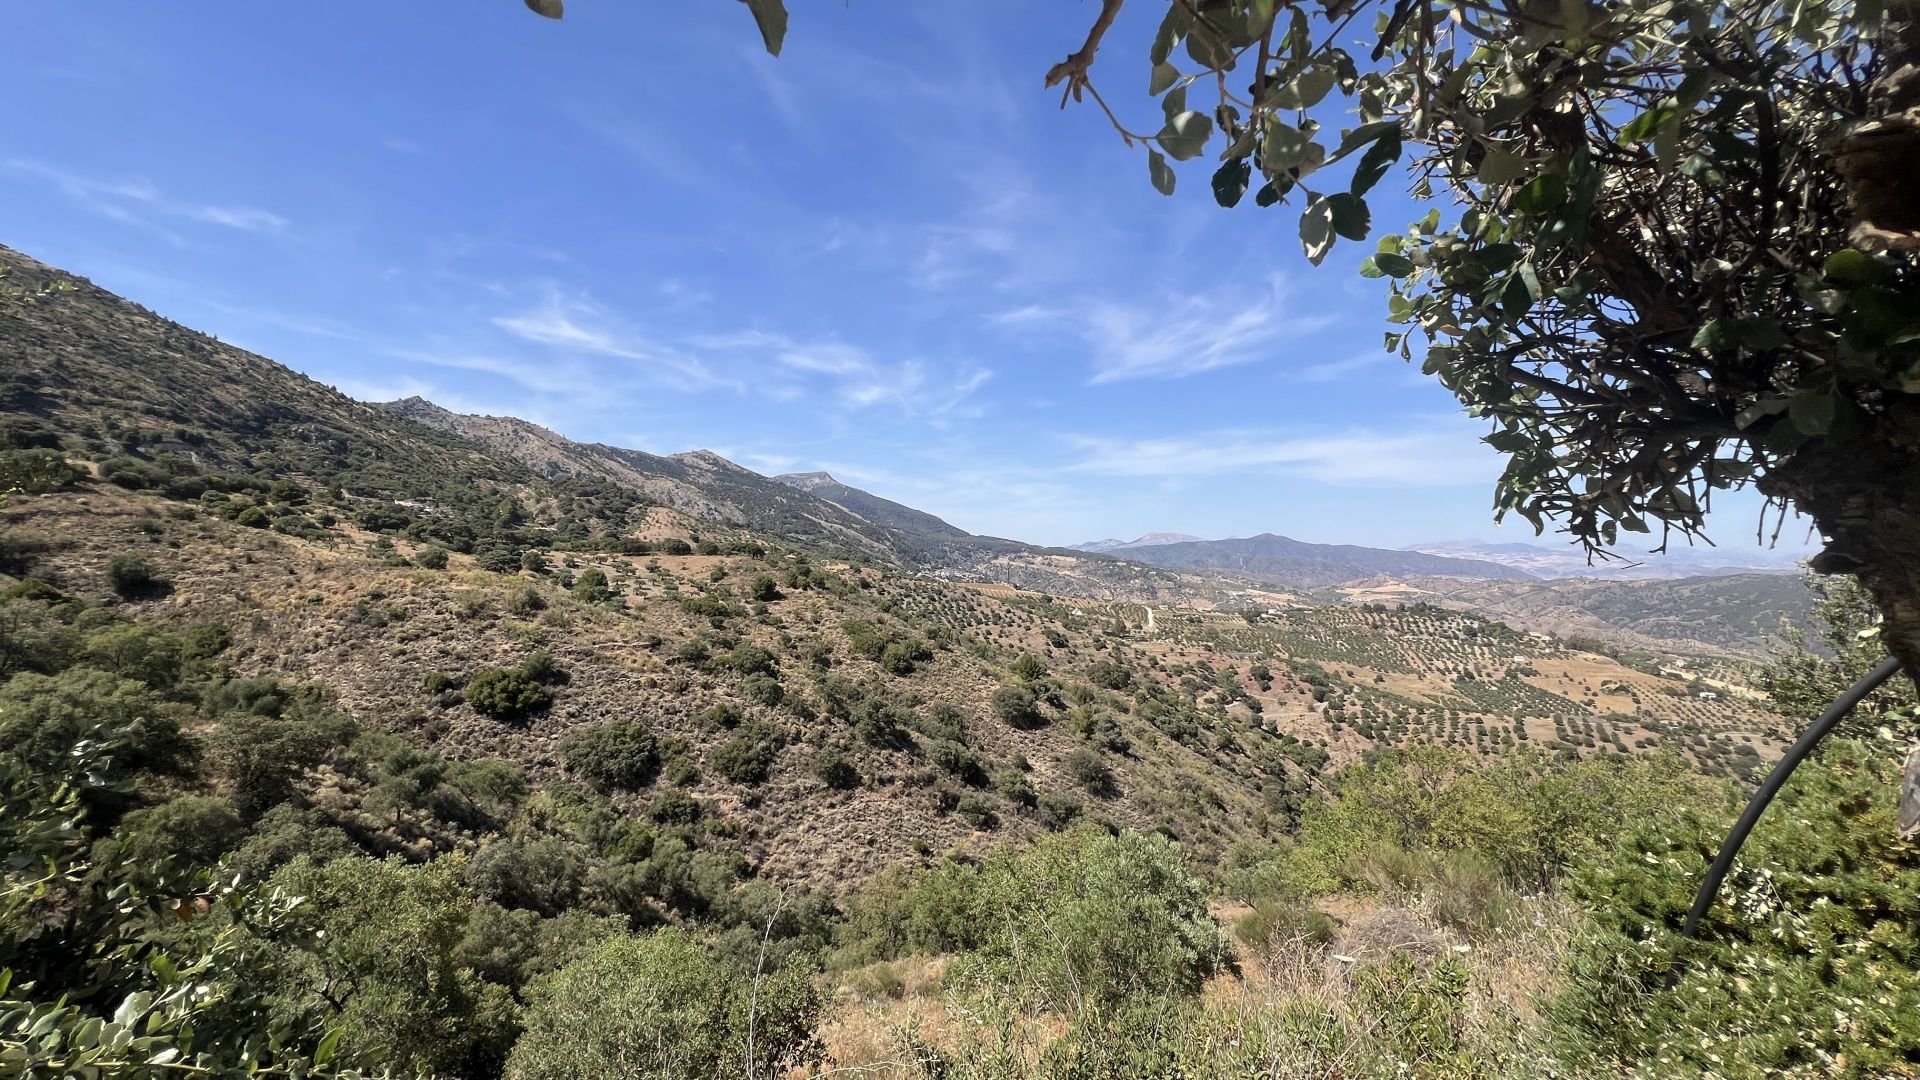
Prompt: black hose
<box><xmin>1678</xmin><ymin>654</ymin><xmax>1905</xmax><ymax>942</ymax></box>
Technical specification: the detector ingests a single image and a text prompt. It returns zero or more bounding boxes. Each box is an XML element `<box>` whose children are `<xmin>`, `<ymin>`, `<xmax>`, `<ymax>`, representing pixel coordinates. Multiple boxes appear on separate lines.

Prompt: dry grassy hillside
<box><xmin>6</xmin><ymin>467</ymin><xmax>1791</xmax><ymax>888</ymax></box>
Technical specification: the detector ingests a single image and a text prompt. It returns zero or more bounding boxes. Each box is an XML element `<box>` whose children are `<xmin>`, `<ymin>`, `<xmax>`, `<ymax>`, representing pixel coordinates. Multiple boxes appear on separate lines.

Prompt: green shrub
<box><xmin>99</xmin><ymin>455</ymin><xmax>167</xmax><ymax>490</ymax></box>
<box><xmin>991</xmin><ymin>683</ymin><xmax>1044</xmax><ymax>729</ymax></box>
<box><xmin>105</xmin><ymin>554</ymin><xmax>160</xmax><ymax>597</ymax></box>
<box><xmin>108</xmin><ymin>794</ymin><xmax>245</xmax><ymax>872</ymax></box>
<box><xmin>259</xmin><ymin>855</ymin><xmax>520</xmax><ymax>1077</ymax></box>
<box><xmin>726</xmin><ymin>643</ymin><xmax>778</xmax><ymax>676</ymax></box>
<box><xmin>711</xmin><ymin>736</ymin><xmax>776</xmax><ymax>785</ymax></box>
<box><xmin>1010</xmin><ymin>652</ymin><xmax>1047</xmax><ymax>680</ymax></box>
<box><xmin>928</xmin><ymin>739</ymin><xmax>987</xmax><ymax>786</ymax></box>
<box><xmin>505</xmin><ymin>928</ymin><xmax>824</xmax><ymax>1080</ymax></box>
<box><xmin>1064</xmin><ymin>747</ymin><xmax>1117</xmax><ymax>797</ymax></box>
<box><xmin>82</xmin><ymin>621</ymin><xmax>184</xmax><ymax>687</ymax></box>
<box><xmin>1549</xmin><ymin>739</ymin><xmax>1920</xmax><ymax>1077</ymax></box>
<box><xmin>993</xmin><ymin>766</ymin><xmax>1037</xmax><ymax>808</ymax></box>
<box><xmin>1087</xmin><ymin>659</ymin><xmax>1133</xmax><ymax>690</ymax></box>
<box><xmin>562</xmin><ymin>719</ymin><xmax>659</xmax><ymax>791</ymax></box>
<box><xmin>741</xmin><ymin>673</ymin><xmax>785</xmax><ymax>706</ymax></box>
<box><xmin>463</xmin><ymin>668</ymin><xmax>554</xmax><ymax>723</ymax></box>
<box><xmin>468</xmin><ymin>837</ymin><xmax>590</xmax><ymax>915</ymax></box>
<box><xmin>811</xmin><ymin>746</ymin><xmax>860</xmax><ymax>790</ymax></box>
<box><xmin>0</xmin><ymin>448</ymin><xmax>75</xmax><ymax>496</ymax></box>
<box><xmin>1036</xmin><ymin>790</ymin><xmax>1083</xmax><ymax>830</ymax></box>
<box><xmin>0</xmin><ymin>667</ymin><xmax>188</xmax><ymax>793</ymax></box>
<box><xmin>950</xmin><ymin>828</ymin><xmax>1230</xmax><ymax>1010</ymax></box>
<box><xmin>748</xmin><ymin>574</ymin><xmax>781</xmax><ymax>602</ymax></box>
<box><xmin>571</xmin><ymin>567</ymin><xmax>610</xmax><ymax>602</ymax></box>
<box><xmin>207</xmin><ymin>706</ymin><xmax>356</xmax><ymax>816</ymax></box>
<box><xmin>413</xmin><ymin>543</ymin><xmax>450</xmax><ymax>570</ymax></box>
<box><xmin>649</xmin><ymin>789</ymin><xmax>703</xmax><ymax>824</ymax></box>
<box><xmin>506</xmin><ymin>584</ymin><xmax>547</xmax><ymax>615</ymax></box>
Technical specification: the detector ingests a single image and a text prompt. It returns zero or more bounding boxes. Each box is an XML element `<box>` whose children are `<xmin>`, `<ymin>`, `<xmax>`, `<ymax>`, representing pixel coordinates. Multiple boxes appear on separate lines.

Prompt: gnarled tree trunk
<box><xmin>1761</xmin><ymin>400</ymin><xmax>1920</xmax><ymax>832</ymax></box>
<box><xmin>1838</xmin><ymin>0</ymin><xmax>1920</xmax><ymax>254</ymax></box>
<box><xmin>1774</xmin><ymin>0</ymin><xmax>1920</xmax><ymax>833</ymax></box>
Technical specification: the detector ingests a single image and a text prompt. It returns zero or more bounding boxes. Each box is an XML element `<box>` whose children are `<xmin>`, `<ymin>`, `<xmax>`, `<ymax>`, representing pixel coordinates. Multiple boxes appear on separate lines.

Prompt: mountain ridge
<box><xmin>1080</xmin><ymin>531</ymin><xmax>1536</xmax><ymax>590</ymax></box>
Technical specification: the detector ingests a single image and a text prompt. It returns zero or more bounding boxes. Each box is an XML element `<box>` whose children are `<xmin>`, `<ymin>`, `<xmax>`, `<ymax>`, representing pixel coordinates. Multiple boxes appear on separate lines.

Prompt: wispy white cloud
<box><xmin>693</xmin><ymin>330</ymin><xmax>992</xmax><ymax>420</ymax></box>
<box><xmin>3</xmin><ymin>159</ymin><xmax>286</xmax><ymax>234</ymax></box>
<box><xmin>490</xmin><ymin>292</ymin><xmax>729</xmax><ymax>392</ymax></box>
<box><xmin>1296</xmin><ymin>351</ymin><xmax>1389</xmax><ymax>383</ymax></box>
<box><xmin>1062</xmin><ymin>419</ymin><xmax>1500</xmax><ymax>487</ymax></box>
<box><xmin>994</xmin><ymin>278</ymin><xmax>1334</xmax><ymax>385</ymax></box>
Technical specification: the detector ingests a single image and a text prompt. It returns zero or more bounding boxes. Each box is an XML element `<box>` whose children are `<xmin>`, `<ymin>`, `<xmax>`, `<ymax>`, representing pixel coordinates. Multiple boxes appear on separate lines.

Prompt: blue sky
<box><xmin>2</xmin><ymin>1</ymin><xmax>1814</xmax><ymax>555</ymax></box>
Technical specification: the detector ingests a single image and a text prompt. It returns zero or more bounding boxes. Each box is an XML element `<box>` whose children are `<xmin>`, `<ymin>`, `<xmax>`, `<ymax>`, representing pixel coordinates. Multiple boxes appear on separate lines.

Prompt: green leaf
<box><xmin>1694</xmin><ymin>316</ymin><xmax>1787</xmax><ymax>352</ymax></box>
<box><xmin>1325</xmin><ymin>193</ymin><xmax>1370</xmax><ymax>241</ymax></box>
<box><xmin>524</xmin><ymin>0</ymin><xmax>564</xmax><ymax>17</ymax></box>
<box><xmin>1511</xmin><ymin>174</ymin><xmax>1568</xmax><ymax>215</ymax></box>
<box><xmin>1618</xmin><ymin>105</ymin><xmax>1678</xmax><ymax>144</ymax></box>
<box><xmin>1158</xmin><ymin>111</ymin><xmax>1214</xmax><ymax>161</ymax></box>
<box><xmin>1211</xmin><ymin>156</ymin><xmax>1251</xmax><ymax>207</ymax></box>
<box><xmin>1267</xmin><ymin>64</ymin><xmax>1336</xmax><ymax>110</ymax></box>
<box><xmin>1501</xmin><ymin>273</ymin><xmax>1534</xmax><ymax>319</ymax></box>
<box><xmin>1823</xmin><ymin>248</ymin><xmax>1892</xmax><ymax>287</ymax></box>
<box><xmin>1149</xmin><ymin>62</ymin><xmax>1180</xmax><ymax>96</ymax></box>
<box><xmin>740</xmin><ymin>0</ymin><xmax>788</xmax><ymax>56</ymax></box>
<box><xmin>1300</xmin><ymin>198</ymin><xmax>1336</xmax><ymax>265</ymax></box>
<box><xmin>1261</xmin><ymin>120</ymin><xmax>1311</xmax><ymax>174</ymax></box>
<box><xmin>1185</xmin><ymin>22</ymin><xmax>1236</xmax><ymax>69</ymax></box>
<box><xmin>1349</xmin><ymin>126</ymin><xmax>1402</xmax><ymax>196</ymax></box>
<box><xmin>1161</xmin><ymin>84</ymin><xmax>1189</xmax><ymax>123</ymax></box>
<box><xmin>1471</xmin><ymin>244</ymin><xmax>1523</xmax><ymax>273</ymax></box>
<box><xmin>1733</xmin><ymin>396</ymin><xmax>1789</xmax><ymax>430</ymax></box>
<box><xmin>1788</xmin><ymin>390</ymin><xmax>1837</xmax><ymax>436</ymax></box>
<box><xmin>1148</xmin><ymin>150</ymin><xmax>1177</xmax><ymax>197</ymax></box>
<box><xmin>1332</xmin><ymin>121</ymin><xmax>1400</xmax><ymax>158</ymax></box>
<box><xmin>1358</xmin><ymin>256</ymin><xmax>1387</xmax><ymax>279</ymax></box>
<box><xmin>1476</xmin><ymin>149</ymin><xmax>1526</xmax><ymax>186</ymax></box>
<box><xmin>315</xmin><ymin>1027</ymin><xmax>344</xmax><ymax>1067</ymax></box>
<box><xmin>1150</xmin><ymin>6</ymin><xmax>1185</xmax><ymax>65</ymax></box>
<box><xmin>1253</xmin><ymin>177</ymin><xmax>1291</xmax><ymax>207</ymax></box>
<box><xmin>1372</xmin><ymin>252</ymin><xmax>1415</xmax><ymax>277</ymax></box>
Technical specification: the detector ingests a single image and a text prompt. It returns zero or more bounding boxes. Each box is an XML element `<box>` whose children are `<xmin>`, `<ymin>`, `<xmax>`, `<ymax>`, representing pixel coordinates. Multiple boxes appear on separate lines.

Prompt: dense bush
<box><xmin>1063</xmin><ymin>747</ymin><xmax>1118</xmax><ymax>798</ymax></box>
<box><xmin>104</xmin><ymin>554</ymin><xmax>159</xmax><ymax>597</ymax></box>
<box><xmin>1087</xmin><ymin>659</ymin><xmax>1133</xmax><ymax>690</ymax></box>
<box><xmin>1550</xmin><ymin>738</ymin><xmax>1920</xmax><ymax>1077</ymax></box>
<box><xmin>711</xmin><ymin>734</ymin><xmax>777</xmax><ymax>785</ymax></box>
<box><xmin>811</xmin><ymin>746</ymin><xmax>860</xmax><ymax>789</ymax></box>
<box><xmin>464</xmin><ymin>667</ymin><xmax>554</xmax><ymax>723</ymax></box>
<box><xmin>505</xmin><ymin>928</ymin><xmax>824</xmax><ymax>1079</ymax></box>
<box><xmin>106</xmin><ymin>794</ymin><xmax>245</xmax><ymax>872</ymax></box>
<box><xmin>562</xmin><ymin>719</ymin><xmax>660</xmax><ymax>791</ymax></box>
<box><xmin>991</xmin><ymin>683</ymin><xmax>1044</xmax><ymax>729</ymax></box>
<box><xmin>0</xmin><ymin>667</ymin><xmax>188</xmax><ymax>795</ymax></box>
<box><xmin>950</xmin><ymin>828</ymin><xmax>1230</xmax><ymax>1010</ymax></box>
<box><xmin>207</xmin><ymin>704</ymin><xmax>357</xmax><ymax>816</ymax></box>
<box><xmin>255</xmin><ymin>855</ymin><xmax>521</xmax><ymax>1077</ymax></box>
<box><xmin>99</xmin><ymin>455</ymin><xmax>168</xmax><ymax>490</ymax></box>
<box><xmin>0</xmin><ymin>448</ymin><xmax>75</xmax><ymax>497</ymax></box>
<box><xmin>413</xmin><ymin>543</ymin><xmax>451</xmax><ymax>569</ymax></box>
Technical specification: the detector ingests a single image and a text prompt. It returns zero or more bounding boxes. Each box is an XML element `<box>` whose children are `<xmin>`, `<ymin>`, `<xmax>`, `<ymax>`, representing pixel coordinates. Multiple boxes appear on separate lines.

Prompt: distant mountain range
<box><xmin>1072</xmin><ymin>531</ymin><xmax>1807</xmax><ymax>584</ymax></box>
<box><xmin>1404</xmin><ymin>539</ymin><xmax>1806</xmax><ymax>580</ymax></box>
<box><xmin>1072</xmin><ymin>532</ymin><xmax>1535</xmax><ymax>590</ymax></box>
<box><xmin>1072</xmin><ymin>533</ymin><xmax>1206</xmax><ymax>553</ymax></box>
